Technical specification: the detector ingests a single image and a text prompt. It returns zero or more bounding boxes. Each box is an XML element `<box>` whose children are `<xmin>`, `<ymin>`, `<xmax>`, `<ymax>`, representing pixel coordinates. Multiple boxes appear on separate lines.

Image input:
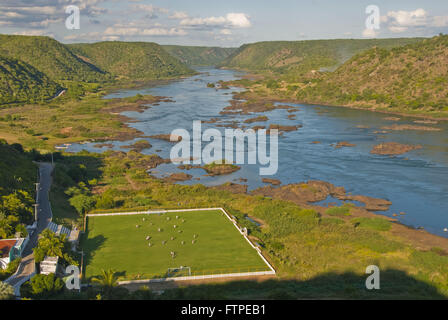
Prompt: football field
<box><xmin>83</xmin><ymin>209</ymin><xmax>272</xmax><ymax>280</ymax></box>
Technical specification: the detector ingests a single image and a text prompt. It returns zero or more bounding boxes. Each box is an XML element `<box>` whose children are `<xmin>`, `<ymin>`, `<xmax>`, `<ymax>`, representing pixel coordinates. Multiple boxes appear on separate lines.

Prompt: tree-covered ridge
<box><xmin>0</xmin><ymin>34</ymin><xmax>108</xmax><ymax>82</ymax></box>
<box><xmin>68</xmin><ymin>41</ymin><xmax>195</xmax><ymax>80</ymax></box>
<box><xmin>0</xmin><ymin>56</ymin><xmax>62</xmax><ymax>105</ymax></box>
<box><xmin>162</xmin><ymin>45</ymin><xmax>237</xmax><ymax>66</ymax></box>
<box><xmin>0</xmin><ymin>141</ymin><xmax>37</xmax><ymax>238</ymax></box>
<box><xmin>296</xmin><ymin>34</ymin><xmax>448</xmax><ymax>113</ymax></box>
<box><xmin>220</xmin><ymin>38</ymin><xmax>424</xmax><ymax>79</ymax></box>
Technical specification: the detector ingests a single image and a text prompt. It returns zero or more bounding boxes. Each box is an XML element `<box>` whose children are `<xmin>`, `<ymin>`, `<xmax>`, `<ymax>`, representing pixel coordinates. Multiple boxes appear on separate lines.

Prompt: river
<box><xmin>65</xmin><ymin>67</ymin><xmax>448</xmax><ymax>237</ymax></box>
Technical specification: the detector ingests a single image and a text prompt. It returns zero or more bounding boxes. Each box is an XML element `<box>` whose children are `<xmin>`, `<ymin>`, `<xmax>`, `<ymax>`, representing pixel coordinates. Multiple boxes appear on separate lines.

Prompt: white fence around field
<box><xmin>86</xmin><ymin>207</ymin><xmax>276</xmax><ymax>283</ymax></box>
<box><xmin>118</xmin><ymin>270</ymin><xmax>275</xmax><ymax>285</ymax></box>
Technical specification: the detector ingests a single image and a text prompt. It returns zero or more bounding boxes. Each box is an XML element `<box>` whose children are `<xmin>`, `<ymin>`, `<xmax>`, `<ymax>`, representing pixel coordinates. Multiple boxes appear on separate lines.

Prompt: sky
<box><xmin>1</xmin><ymin>0</ymin><xmax>448</xmax><ymax>46</ymax></box>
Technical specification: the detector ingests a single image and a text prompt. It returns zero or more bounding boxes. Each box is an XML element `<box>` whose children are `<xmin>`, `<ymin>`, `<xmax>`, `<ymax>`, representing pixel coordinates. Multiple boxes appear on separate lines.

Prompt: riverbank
<box><xmin>0</xmin><ymin>91</ymin><xmax>170</xmax><ymax>152</ymax></box>
<box><xmin>39</xmin><ymin>66</ymin><xmax>448</xmax><ymax>297</ymax></box>
<box><xmin>59</xmin><ymin>67</ymin><xmax>448</xmax><ymax>239</ymax></box>
<box><xmin>219</xmin><ymin>77</ymin><xmax>448</xmax><ymax>121</ymax></box>
<box><xmin>55</xmin><ymin>149</ymin><xmax>448</xmax><ymax>298</ymax></box>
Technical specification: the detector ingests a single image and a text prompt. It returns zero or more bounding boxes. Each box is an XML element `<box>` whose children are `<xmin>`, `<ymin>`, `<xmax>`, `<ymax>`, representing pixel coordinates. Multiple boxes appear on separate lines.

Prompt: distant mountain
<box><xmin>0</xmin><ymin>55</ymin><xmax>62</xmax><ymax>104</ymax></box>
<box><xmin>162</xmin><ymin>45</ymin><xmax>237</xmax><ymax>66</ymax></box>
<box><xmin>0</xmin><ymin>34</ymin><xmax>108</xmax><ymax>82</ymax></box>
<box><xmin>296</xmin><ymin>35</ymin><xmax>448</xmax><ymax>113</ymax></box>
<box><xmin>220</xmin><ymin>38</ymin><xmax>424</xmax><ymax>77</ymax></box>
<box><xmin>68</xmin><ymin>42</ymin><xmax>195</xmax><ymax>80</ymax></box>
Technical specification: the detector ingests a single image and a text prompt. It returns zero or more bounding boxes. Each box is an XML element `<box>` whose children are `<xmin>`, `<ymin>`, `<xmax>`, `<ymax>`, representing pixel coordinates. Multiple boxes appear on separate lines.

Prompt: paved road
<box><xmin>6</xmin><ymin>162</ymin><xmax>54</xmax><ymax>292</ymax></box>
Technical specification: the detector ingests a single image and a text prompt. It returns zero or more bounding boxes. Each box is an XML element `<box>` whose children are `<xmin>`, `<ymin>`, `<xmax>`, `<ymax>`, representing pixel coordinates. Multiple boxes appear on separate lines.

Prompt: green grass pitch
<box><xmin>83</xmin><ymin>210</ymin><xmax>271</xmax><ymax>280</ymax></box>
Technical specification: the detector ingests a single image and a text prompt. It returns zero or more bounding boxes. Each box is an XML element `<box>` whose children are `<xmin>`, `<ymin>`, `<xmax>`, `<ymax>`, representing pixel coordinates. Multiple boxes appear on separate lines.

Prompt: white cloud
<box><xmin>362</xmin><ymin>28</ymin><xmax>379</xmax><ymax>38</ymax></box>
<box><xmin>130</xmin><ymin>4</ymin><xmax>168</xmax><ymax>17</ymax></box>
<box><xmin>220</xmin><ymin>29</ymin><xmax>232</xmax><ymax>35</ymax></box>
<box><xmin>433</xmin><ymin>15</ymin><xmax>448</xmax><ymax>27</ymax></box>
<box><xmin>388</xmin><ymin>26</ymin><xmax>408</xmax><ymax>33</ymax></box>
<box><xmin>31</xmin><ymin>18</ymin><xmax>63</xmax><ymax>27</ymax></box>
<box><xmin>169</xmin><ymin>11</ymin><xmax>188</xmax><ymax>20</ymax></box>
<box><xmin>180</xmin><ymin>16</ymin><xmax>226</xmax><ymax>27</ymax></box>
<box><xmin>386</xmin><ymin>8</ymin><xmax>428</xmax><ymax>27</ymax></box>
<box><xmin>10</xmin><ymin>6</ymin><xmax>58</xmax><ymax>15</ymax></box>
<box><xmin>180</xmin><ymin>13</ymin><xmax>251</xmax><ymax>29</ymax></box>
<box><xmin>0</xmin><ymin>1</ymin><xmax>108</xmax><ymax>29</ymax></box>
<box><xmin>13</xmin><ymin>30</ymin><xmax>53</xmax><ymax>37</ymax></box>
<box><xmin>104</xmin><ymin>26</ymin><xmax>187</xmax><ymax>37</ymax></box>
<box><xmin>102</xmin><ymin>35</ymin><xmax>120</xmax><ymax>41</ymax></box>
<box><xmin>3</xmin><ymin>12</ymin><xmax>24</xmax><ymax>18</ymax></box>
<box><xmin>384</xmin><ymin>8</ymin><xmax>428</xmax><ymax>32</ymax></box>
<box><xmin>226</xmin><ymin>13</ymin><xmax>251</xmax><ymax>28</ymax></box>
<box><xmin>382</xmin><ymin>8</ymin><xmax>448</xmax><ymax>33</ymax></box>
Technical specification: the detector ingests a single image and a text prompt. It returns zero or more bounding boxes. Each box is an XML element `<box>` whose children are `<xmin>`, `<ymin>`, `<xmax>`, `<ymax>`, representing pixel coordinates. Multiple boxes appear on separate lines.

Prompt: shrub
<box><xmin>266</xmin><ymin>80</ymin><xmax>279</xmax><ymax>89</ymax></box>
<box><xmin>95</xmin><ymin>192</ymin><xmax>116</xmax><ymax>210</ymax></box>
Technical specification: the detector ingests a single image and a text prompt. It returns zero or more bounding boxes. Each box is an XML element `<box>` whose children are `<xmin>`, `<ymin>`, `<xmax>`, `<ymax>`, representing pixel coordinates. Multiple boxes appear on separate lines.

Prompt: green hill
<box><xmin>162</xmin><ymin>45</ymin><xmax>236</xmax><ymax>66</ymax></box>
<box><xmin>68</xmin><ymin>42</ymin><xmax>195</xmax><ymax>80</ymax></box>
<box><xmin>221</xmin><ymin>38</ymin><xmax>423</xmax><ymax>78</ymax></box>
<box><xmin>0</xmin><ymin>34</ymin><xmax>107</xmax><ymax>82</ymax></box>
<box><xmin>0</xmin><ymin>141</ymin><xmax>36</xmax><ymax>238</ymax></box>
<box><xmin>296</xmin><ymin>35</ymin><xmax>448</xmax><ymax>114</ymax></box>
<box><xmin>0</xmin><ymin>56</ymin><xmax>62</xmax><ymax>104</ymax></box>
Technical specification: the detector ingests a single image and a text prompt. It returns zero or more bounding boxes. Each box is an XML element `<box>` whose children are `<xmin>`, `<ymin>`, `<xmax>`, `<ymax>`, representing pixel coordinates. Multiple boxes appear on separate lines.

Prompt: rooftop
<box><xmin>0</xmin><ymin>239</ymin><xmax>17</xmax><ymax>258</ymax></box>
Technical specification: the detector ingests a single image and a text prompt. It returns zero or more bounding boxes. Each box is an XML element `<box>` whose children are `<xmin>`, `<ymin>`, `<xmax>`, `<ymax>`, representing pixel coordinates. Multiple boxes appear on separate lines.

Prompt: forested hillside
<box><xmin>296</xmin><ymin>35</ymin><xmax>448</xmax><ymax>113</ymax></box>
<box><xmin>68</xmin><ymin>42</ymin><xmax>195</xmax><ymax>80</ymax></box>
<box><xmin>0</xmin><ymin>35</ymin><xmax>196</xmax><ymax>105</ymax></box>
<box><xmin>0</xmin><ymin>56</ymin><xmax>61</xmax><ymax>104</ymax></box>
<box><xmin>162</xmin><ymin>45</ymin><xmax>236</xmax><ymax>66</ymax></box>
<box><xmin>221</xmin><ymin>38</ymin><xmax>423</xmax><ymax>78</ymax></box>
<box><xmin>0</xmin><ymin>141</ymin><xmax>36</xmax><ymax>238</ymax></box>
<box><xmin>0</xmin><ymin>35</ymin><xmax>108</xmax><ymax>82</ymax></box>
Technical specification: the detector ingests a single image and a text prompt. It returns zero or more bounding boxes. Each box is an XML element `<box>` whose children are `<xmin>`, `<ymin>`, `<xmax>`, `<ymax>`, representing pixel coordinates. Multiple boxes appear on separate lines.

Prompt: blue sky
<box><xmin>1</xmin><ymin>0</ymin><xmax>447</xmax><ymax>46</ymax></box>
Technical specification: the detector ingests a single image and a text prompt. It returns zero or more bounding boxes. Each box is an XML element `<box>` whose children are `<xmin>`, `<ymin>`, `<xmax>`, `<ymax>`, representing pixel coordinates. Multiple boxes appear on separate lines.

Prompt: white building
<box><xmin>40</xmin><ymin>256</ymin><xmax>59</xmax><ymax>275</ymax></box>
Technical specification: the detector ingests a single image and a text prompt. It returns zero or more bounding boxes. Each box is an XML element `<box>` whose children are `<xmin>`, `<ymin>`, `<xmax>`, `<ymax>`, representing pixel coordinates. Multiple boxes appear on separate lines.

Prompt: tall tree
<box><xmin>91</xmin><ymin>269</ymin><xmax>119</xmax><ymax>298</ymax></box>
<box><xmin>0</xmin><ymin>281</ymin><xmax>14</xmax><ymax>300</ymax></box>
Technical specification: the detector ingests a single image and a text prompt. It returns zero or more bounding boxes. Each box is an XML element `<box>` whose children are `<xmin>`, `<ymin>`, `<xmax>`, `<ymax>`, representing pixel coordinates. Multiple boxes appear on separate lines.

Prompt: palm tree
<box><xmin>33</xmin><ymin>229</ymin><xmax>65</xmax><ymax>262</ymax></box>
<box><xmin>91</xmin><ymin>269</ymin><xmax>119</xmax><ymax>298</ymax></box>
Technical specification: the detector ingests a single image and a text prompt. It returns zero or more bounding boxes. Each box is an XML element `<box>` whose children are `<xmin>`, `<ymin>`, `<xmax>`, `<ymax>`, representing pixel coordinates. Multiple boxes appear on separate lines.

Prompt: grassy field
<box><xmin>83</xmin><ymin>210</ymin><xmax>271</xmax><ymax>281</ymax></box>
<box><xmin>52</xmin><ymin>150</ymin><xmax>448</xmax><ymax>298</ymax></box>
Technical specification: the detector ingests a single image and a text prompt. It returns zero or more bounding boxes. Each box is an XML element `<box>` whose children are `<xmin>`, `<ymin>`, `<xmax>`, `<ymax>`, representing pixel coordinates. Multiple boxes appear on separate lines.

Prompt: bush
<box><xmin>266</xmin><ymin>80</ymin><xmax>279</xmax><ymax>89</ymax></box>
<box><xmin>95</xmin><ymin>192</ymin><xmax>116</xmax><ymax>210</ymax></box>
<box><xmin>69</xmin><ymin>194</ymin><xmax>96</xmax><ymax>214</ymax></box>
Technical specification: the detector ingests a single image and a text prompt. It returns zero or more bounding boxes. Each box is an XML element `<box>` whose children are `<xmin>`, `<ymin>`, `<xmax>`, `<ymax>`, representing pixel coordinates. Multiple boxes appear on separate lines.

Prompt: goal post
<box><xmin>167</xmin><ymin>266</ymin><xmax>191</xmax><ymax>278</ymax></box>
